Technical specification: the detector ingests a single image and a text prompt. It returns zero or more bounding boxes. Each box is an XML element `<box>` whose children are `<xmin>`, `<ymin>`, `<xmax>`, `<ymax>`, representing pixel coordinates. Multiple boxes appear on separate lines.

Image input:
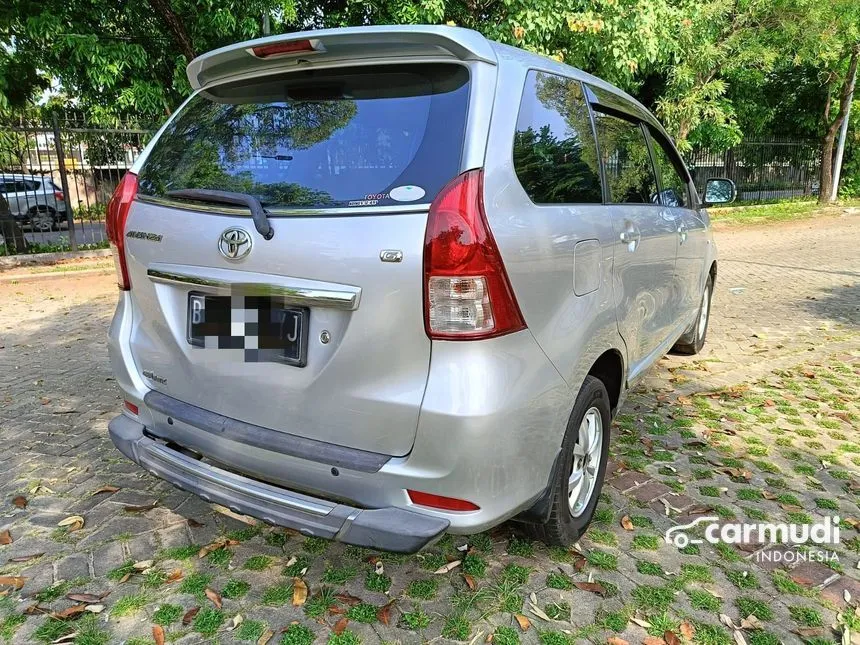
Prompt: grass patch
<box><xmin>302</xmin><ymin>536</ymin><xmax>329</xmax><ymax>554</ymax></box>
<box><xmin>507</xmin><ymin>536</ymin><xmax>534</xmax><ymax>557</ymax></box>
<box><xmin>406</xmin><ymin>578</ymin><xmax>438</xmax><ymax>599</ymax></box>
<box><xmin>788</xmin><ymin>605</ymin><xmax>822</xmax><ymax>627</ymax></box>
<box><xmin>347</xmin><ymin>602</ymin><xmax>378</xmax><ymax>623</ymax></box>
<box><xmin>158</xmin><ymin>544</ymin><xmax>199</xmax><ymax>560</ymax></box>
<box><xmin>736</xmin><ymin>596</ymin><xmax>774</xmax><ymax>621</ymax></box>
<box><xmin>179</xmin><ymin>572</ymin><xmax>212</xmax><ymax>596</ymax></box>
<box><xmin>106</xmin><ymin>560</ymin><xmax>136</xmax><ymax>581</ymax></box>
<box><xmin>283</xmin><ymin>555</ymin><xmax>312</xmax><ymax>577</ymax></box>
<box><xmin>262</xmin><ymin>582</ymin><xmax>294</xmax><ymax>606</ymax></box>
<box><xmin>152</xmin><ymin>603</ymin><xmax>183</xmax><ymax>625</ymax></box>
<box><xmin>280</xmin><ymin>624</ymin><xmax>315</xmax><ymax>645</ymax></box>
<box><xmin>193</xmin><ymin>607</ymin><xmax>225</xmax><ymax>636</ymax></box>
<box><xmin>586</xmin><ymin>550</ymin><xmax>617</xmax><ymax>570</ymax></box>
<box><xmin>499</xmin><ymin>563</ymin><xmax>530</xmax><ymax>585</ymax></box>
<box><xmin>322</xmin><ymin>564</ymin><xmax>357</xmax><ymax>585</ymax></box>
<box><xmin>236</xmin><ymin>619</ymin><xmax>267</xmax><ymax>642</ymax></box>
<box><xmin>0</xmin><ymin>614</ymin><xmax>25</xmax><ymax>642</ymax></box>
<box><xmin>222</xmin><ymin>578</ymin><xmax>251</xmax><ymax>599</ymax></box>
<box><xmin>206</xmin><ymin>547</ymin><xmax>232</xmax><ymax>569</ymax></box>
<box><xmin>586</xmin><ymin>527</ymin><xmax>618</xmax><ymax>546</ymax></box>
<box><xmin>400</xmin><ymin>605</ymin><xmax>432</xmax><ymax>630</ymax></box>
<box><xmin>631</xmin><ymin>534</ymin><xmax>660</xmax><ymax>550</ymax></box>
<box><xmin>111</xmin><ymin>593</ymin><xmax>148</xmax><ymax>617</ymax></box>
<box><xmin>492</xmin><ymin>625</ymin><xmax>520</xmax><ymax>645</ymax></box>
<box><xmin>243</xmin><ymin>555</ymin><xmax>273</xmax><ymax>571</ymax></box>
<box><xmin>546</xmin><ymin>571</ymin><xmax>573</xmax><ymax>589</ymax></box>
<box><xmin>462</xmin><ymin>553</ymin><xmax>488</xmax><ymax>577</ymax></box>
<box><xmin>304</xmin><ymin>586</ymin><xmax>336</xmax><ymax>618</ymax></box>
<box><xmin>688</xmin><ymin>589</ymin><xmax>722</xmax><ymax>612</ymax></box>
<box><xmin>632</xmin><ymin>585</ymin><xmax>675</xmax><ymax>611</ymax></box>
<box><xmin>442</xmin><ymin>614</ymin><xmax>471</xmax><ymax>640</ymax></box>
<box><xmin>725</xmin><ymin>569</ymin><xmax>759</xmax><ymax>589</ymax></box>
<box><xmin>365</xmin><ymin>569</ymin><xmax>391</xmax><ymax>593</ymax></box>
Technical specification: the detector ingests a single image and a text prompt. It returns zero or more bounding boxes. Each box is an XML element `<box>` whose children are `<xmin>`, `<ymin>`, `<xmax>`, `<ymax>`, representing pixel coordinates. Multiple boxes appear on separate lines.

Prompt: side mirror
<box><xmin>703</xmin><ymin>178</ymin><xmax>736</xmax><ymax>206</ymax></box>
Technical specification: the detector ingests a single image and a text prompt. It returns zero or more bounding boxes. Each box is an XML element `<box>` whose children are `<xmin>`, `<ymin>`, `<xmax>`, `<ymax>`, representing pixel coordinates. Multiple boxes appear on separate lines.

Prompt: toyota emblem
<box><xmin>218</xmin><ymin>227</ymin><xmax>252</xmax><ymax>260</ymax></box>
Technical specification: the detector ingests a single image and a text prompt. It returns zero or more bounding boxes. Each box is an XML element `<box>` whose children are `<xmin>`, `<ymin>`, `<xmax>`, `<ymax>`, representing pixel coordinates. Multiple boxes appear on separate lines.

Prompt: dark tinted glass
<box><xmin>512</xmin><ymin>71</ymin><xmax>602</xmax><ymax>204</ymax></box>
<box><xmin>648</xmin><ymin>128</ymin><xmax>689</xmax><ymax>207</ymax></box>
<box><xmin>138</xmin><ymin>64</ymin><xmax>469</xmax><ymax>210</ymax></box>
<box><xmin>593</xmin><ymin>112</ymin><xmax>659</xmax><ymax>204</ymax></box>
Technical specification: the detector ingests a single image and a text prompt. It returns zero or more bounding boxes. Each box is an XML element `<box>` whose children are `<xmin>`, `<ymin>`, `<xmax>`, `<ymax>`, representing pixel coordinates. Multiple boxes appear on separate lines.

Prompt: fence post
<box><xmin>51</xmin><ymin>113</ymin><xmax>77</xmax><ymax>251</ymax></box>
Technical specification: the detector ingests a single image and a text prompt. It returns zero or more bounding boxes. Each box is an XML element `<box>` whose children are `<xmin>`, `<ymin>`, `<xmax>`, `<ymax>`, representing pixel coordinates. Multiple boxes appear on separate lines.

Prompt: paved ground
<box><xmin>0</xmin><ymin>213</ymin><xmax>857</xmax><ymax>644</ymax></box>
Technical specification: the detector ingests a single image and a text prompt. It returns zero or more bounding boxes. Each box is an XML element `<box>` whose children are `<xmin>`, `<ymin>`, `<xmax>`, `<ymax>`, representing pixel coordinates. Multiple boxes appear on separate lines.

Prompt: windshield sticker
<box><xmin>390</xmin><ymin>185</ymin><xmax>425</xmax><ymax>202</ymax></box>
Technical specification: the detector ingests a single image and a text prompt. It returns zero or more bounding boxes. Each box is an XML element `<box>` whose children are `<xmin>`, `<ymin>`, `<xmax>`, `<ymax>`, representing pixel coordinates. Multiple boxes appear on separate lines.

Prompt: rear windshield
<box><xmin>138</xmin><ymin>64</ymin><xmax>470</xmax><ymax>211</ymax></box>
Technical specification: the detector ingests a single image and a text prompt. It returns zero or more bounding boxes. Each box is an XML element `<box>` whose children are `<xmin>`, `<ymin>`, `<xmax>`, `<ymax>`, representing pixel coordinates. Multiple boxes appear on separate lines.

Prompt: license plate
<box><xmin>187</xmin><ymin>293</ymin><xmax>308</xmax><ymax>366</ymax></box>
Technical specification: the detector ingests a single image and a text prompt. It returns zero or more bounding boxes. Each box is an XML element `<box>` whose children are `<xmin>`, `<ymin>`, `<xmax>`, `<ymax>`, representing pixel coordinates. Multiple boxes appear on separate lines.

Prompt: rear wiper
<box><xmin>166</xmin><ymin>189</ymin><xmax>274</xmax><ymax>240</ymax></box>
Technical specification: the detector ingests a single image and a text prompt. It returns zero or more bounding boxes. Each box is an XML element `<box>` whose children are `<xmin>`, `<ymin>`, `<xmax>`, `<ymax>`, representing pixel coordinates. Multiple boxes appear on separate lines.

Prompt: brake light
<box><xmin>105</xmin><ymin>172</ymin><xmax>138</xmax><ymax>290</ymax></box>
<box><xmin>251</xmin><ymin>40</ymin><xmax>317</xmax><ymax>58</ymax></box>
<box><xmin>407</xmin><ymin>490</ymin><xmax>480</xmax><ymax>512</ymax></box>
<box><xmin>54</xmin><ymin>191</ymin><xmax>65</xmax><ymax>201</ymax></box>
<box><xmin>423</xmin><ymin>169</ymin><xmax>526</xmax><ymax>339</ymax></box>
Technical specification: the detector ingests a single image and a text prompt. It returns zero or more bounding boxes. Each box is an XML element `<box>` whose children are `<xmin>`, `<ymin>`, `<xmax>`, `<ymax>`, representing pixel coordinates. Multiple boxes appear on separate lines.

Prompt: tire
<box><xmin>525</xmin><ymin>375</ymin><xmax>611</xmax><ymax>546</ymax></box>
<box><xmin>672</xmin><ymin>274</ymin><xmax>713</xmax><ymax>355</ymax></box>
<box><xmin>28</xmin><ymin>208</ymin><xmax>55</xmax><ymax>233</ymax></box>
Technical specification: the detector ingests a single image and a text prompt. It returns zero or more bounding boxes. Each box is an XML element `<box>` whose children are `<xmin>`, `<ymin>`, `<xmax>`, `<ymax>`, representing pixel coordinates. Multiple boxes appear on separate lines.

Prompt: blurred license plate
<box><xmin>187</xmin><ymin>293</ymin><xmax>307</xmax><ymax>366</ymax></box>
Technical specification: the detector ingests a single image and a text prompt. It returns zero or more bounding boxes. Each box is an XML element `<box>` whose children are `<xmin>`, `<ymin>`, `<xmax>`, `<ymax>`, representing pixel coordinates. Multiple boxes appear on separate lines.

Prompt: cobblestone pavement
<box><xmin>0</xmin><ymin>214</ymin><xmax>857</xmax><ymax>645</ymax></box>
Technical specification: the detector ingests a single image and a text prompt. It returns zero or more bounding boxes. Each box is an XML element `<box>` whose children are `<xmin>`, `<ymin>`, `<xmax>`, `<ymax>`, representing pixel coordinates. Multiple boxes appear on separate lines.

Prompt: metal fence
<box><xmin>0</xmin><ymin>118</ymin><xmax>825</xmax><ymax>256</ymax></box>
<box><xmin>0</xmin><ymin>115</ymin><xmax>152</xmax><ymax>255</ymax></box>
<box><xmin>687</xmin><ymin>137</ymin><xmax>821</xmax><ymax>203</ymax></box>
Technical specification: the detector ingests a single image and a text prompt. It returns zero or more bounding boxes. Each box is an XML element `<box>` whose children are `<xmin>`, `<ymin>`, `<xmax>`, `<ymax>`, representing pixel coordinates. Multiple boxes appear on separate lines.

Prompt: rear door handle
<box><xmin>619</xmin><ymin>226</ymin><xmax>641</xmax><ymax>252</ymax></box>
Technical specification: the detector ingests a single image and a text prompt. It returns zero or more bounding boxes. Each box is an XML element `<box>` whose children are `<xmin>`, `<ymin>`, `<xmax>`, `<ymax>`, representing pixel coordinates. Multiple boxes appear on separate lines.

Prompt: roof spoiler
<box><xmin>187</xmin><ymin>25</ymin><xmax>498</xmax><ymax>90</ymax></box>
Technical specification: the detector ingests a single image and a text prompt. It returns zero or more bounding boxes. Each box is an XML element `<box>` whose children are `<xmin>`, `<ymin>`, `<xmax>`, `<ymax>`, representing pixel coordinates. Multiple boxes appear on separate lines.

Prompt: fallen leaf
<box><xmin>793</xmin><ymin>627</ymin><xmax>826</xmax><ymax>638</ymax></box>
<box><xmin>198</xmin><ymin>538</ymin><xmax>238</xmax><ymax>558</ymax></box>
<box><xmin>514</xmin><ymin>614</ymin><xmax>531</xmax><ymax>631</ymax></box>
<box><xmin>621</xmin><ymin>515</ymin><xmax>634</xmax><ymax>531</ymax></box>
<box><xmin>377</xmin><ymin>600</ymin><xmax>395</xmax><ymax>625</ymax></box>
<box><xmin>0</xmin><ymin>576</ymin><xmax>25</xmax><ymax>590</ymax></box>
<box><xmin>761</xmin><ymin>491</ymin><xmax>778</xmax><ymax>500</ymax></box>
<box><xmin>687</xmin><ymin>505</ymin><xmax>714</xmax><ymax>515</ymax></box>
<box><xmin>292</xmin><ymin>578</ymin><xmax>307</xmax><ymax>606</ymax></box>
<box><xmin>0</xmin><ymin>530</ymin><xmax>12</xmax><ymax>545</ymax></box>
<box><xmin>52</xmin><ymin>604</ymin><xmax>87</xmax><ymax>619</ymax></box>
<box><xmin>720</xmin><ymin>614</ymin><xmax>736</xmax><ymax>629</ymax></box>
<box><xmin>374</xmin><ymin>561</ymin><xmax>385</xmax><ymax>576</ymax></box>
<box><xmin>230</xmin><ymin>614</ymin><xmax>244</xmax><ymax>630</ymax></box>
<box><xmin>664</xmin><ymin>631</ymin><xmax>681</xmax><ymax>645</ymax></box>
<box><xmin>182</xmin><ymin>607</ymin><xmax>199</xmax><ymax>625</ymax></box>
<box><xmin>733</xmin><ymin>630</ymin><xmax>747</xmax><ymax>645</ymax></box>
<box><xmin>66</xmin><ymin>593</ymin><xmax>102</xmax><ymax>603</ymax></box>
<box><xmin>57</xmin><ymin>516</ymin><xmax>84</xmax><ymax>531</ymax></box>
<box><xmin>463</xmin><ymin>574</ymin><xmax>477</xmax><ymax>590</ymax></box>
<box><xmin>642</xmin><ymin>638</ymin><xmax>666</xmax><ymax>645</ymax></box>
<box><xmin>11</xmin><ymin>496</ymin><xmax>27</xmax><ymax>509</ymax></box>
<box><xmin>123</xmin><ymin>502</ymin><xmax>158</xmax><ymax>513</ymax></box>
<box><xmin>335</xmin><ymin>592</ymin><xmax>362</xmax><ymax>606</ymax></box>
<box><xmin>680</xmin><ymin>621</ymin><xmax>695</xmax><ymax>640</ymax></box>
<box><xmin>92</xmin><ymin>486</ymin><xmax>119</xmax><ymax>495</ymax></box>
<box><xmin>132</xmin><ymin>560</ymin><xmax>154</xmax><ymax>571</ymax></box>
<box><xmin>205</xmin><ymin>588</ymin><xmax>222</xmax><ymax>609</ymax></box>
<box><xmin>630</xmin><ymin>617</ymin><xmax>652</xmax><ymax>628</ymax></box>
<box><xmin>9</xmin><ymin>553</ymin><xmax>43</xmax><ymax>563</ymax></box>
<box><xmin>740</xmin><ymin>615</ymin><xmax>761</xmax><ymax>630</ymax></box>
<box><xmin>212</xmin><ymin>504</ymin><xmax>257</xmax><ymax>526</ymax></box>
<box><xmin>187</xmin><ymin>518</ymin><xmax>205</xmax><ymax>528</ymax></box>
<box><xmin>84</xmin><ymin>604</ymin><xmax>104</xmax><ymax>614</ymax></box>
<box><xmin>333</xmin><ymin>617</ymin><xmax>349</xmax><ymax>635</ymax></box>
<box><xmin>118</xmin><ymin>573</ymin><xmax>131</xmax><ymax>584</ymax></box>
<box><xmin>528</xmin><ymin>602</ymin><xmax>552</xmax><ymax>622</ymax></box>
<box><xmin>23</xmin><ymin>603</ymin><xmax>48</xmax><ymax>615</ymax></box>
<box><xmin>166</xmin><ymin>569</ymin><xmax>183</xmax><ymax>583</ymax></box>
<box><xmin>257</xmin><ymin>629</ymin><xmax>274</xmax><ymax>645</ymax></box>
<box><xmin>434</xmin><ymin>560</ymin><xmax>461</xmax><ymax>574</ymax></box>
<box><xmin>51</xmin><ymin>634</ymin><xmax>77</xmax><ymax>644</ymax></box>
<box><xmin>573</xmin><ymin>581</ymin><xmax>607</xmax><ymax>596</ymax></box>
<box><xmin>152</xmin><ymin>625</ymin><xmax>165</xmax><ymax>645</ymax></box>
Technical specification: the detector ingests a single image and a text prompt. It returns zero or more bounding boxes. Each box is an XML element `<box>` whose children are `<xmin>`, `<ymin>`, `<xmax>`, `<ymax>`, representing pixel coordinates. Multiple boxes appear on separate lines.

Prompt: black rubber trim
<box><xmin>143</xmin><ymin>390</ymin><xmax>391</xmax><ymax>473</ymax></box>
<box><xmin>514</xmin><ymin>449</ymin><xmax>562</xmax><ymax>524</ymax></box>
<box><xmin>108</xmin><ymin>415</ymin><xmax>447</xmax><ymax>553</ymax></box>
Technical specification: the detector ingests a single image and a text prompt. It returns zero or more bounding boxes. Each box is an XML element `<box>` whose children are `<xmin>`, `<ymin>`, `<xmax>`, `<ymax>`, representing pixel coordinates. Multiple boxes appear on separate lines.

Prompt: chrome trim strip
<box><xmin>136</xmin><ymin>193</ymin><xmax>430</xmax><ymax>217</ymax></box>
<box><xmin>146</xmin><ymin>269</ymin><xmax>359</xmax><ymax>311</ymax></box>
<box><xmin>144</xmin><ymin>442</ymin><xmax>333</xmax><ymax>516</ymax></box>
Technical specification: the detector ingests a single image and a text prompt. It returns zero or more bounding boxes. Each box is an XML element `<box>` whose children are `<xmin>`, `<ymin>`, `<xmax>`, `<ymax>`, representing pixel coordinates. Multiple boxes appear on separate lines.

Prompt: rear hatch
<box><xmin>123</xmin><ymin>62</ymin><xmax>471</xmax><ymax>456</ymax></box>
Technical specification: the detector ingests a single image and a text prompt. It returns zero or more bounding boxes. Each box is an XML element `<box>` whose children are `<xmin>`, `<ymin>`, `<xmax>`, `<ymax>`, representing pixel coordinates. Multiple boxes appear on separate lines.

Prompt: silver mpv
<box><xmin>106</xmin><ymin>26</ymin><xmax>732</xmax><ymax>552</ymax></box>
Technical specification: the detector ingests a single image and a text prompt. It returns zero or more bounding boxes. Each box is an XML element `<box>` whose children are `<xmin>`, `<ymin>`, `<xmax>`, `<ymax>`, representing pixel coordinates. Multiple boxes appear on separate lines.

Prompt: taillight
<box><xmin>407</xmin><ymin>490</ymin><xmax>480</xmax><ymax>512</ymax></box>
<box><xmin>106</xmin><ymin>172</ymin><xmax>138</xmax><ymax>290</ymax></box>
<box><xmin>251</xmin><ymin>40</ymin><xmax>318</xmax><ymax>58</ymax></box>
<box><xmin>423</xmin><ymin>169</ymin><xmax>526</xmax><ymax>339</ymax></box>
<box><xmin>54</xmin><ymin>191</ymin><xmax>65</xmax><ymax>201</ymax></box>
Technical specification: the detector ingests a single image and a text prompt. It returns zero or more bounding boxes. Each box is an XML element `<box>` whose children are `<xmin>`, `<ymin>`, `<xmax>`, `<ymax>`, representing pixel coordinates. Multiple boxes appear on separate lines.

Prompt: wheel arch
<box><xmin>587</xmin><ymin>348</ymin><xmax>625</xmax><ymax>416</ymax></box>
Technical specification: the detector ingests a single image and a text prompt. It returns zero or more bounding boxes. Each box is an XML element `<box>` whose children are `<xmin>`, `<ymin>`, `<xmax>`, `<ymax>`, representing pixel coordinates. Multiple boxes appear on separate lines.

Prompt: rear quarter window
<box><xmin>137</xmin><ymin>64</ymin><xmax>470</xmax><ymax>211</ymax></box>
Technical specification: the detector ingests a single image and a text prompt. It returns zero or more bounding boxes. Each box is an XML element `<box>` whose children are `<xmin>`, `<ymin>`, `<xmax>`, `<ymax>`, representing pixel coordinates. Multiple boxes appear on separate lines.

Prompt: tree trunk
<box><xmin>0</xmin><ymin>199</ymin><xmax>28</xmax><ymax>255</ymax></box>
<box><xmin>819</xmin><ymin>46</ymin><xmax>860</xmax><ymax>204</ymax></box>
<box><xmin>148</xmin><ymin>0</ymin><xmax>196</xmax><ymax>61</ymax></box>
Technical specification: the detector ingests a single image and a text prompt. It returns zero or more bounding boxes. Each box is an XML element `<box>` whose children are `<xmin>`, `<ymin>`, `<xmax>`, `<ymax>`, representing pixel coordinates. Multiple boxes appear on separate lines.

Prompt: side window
<box><xmin>648</xmin><ymin>128</ymin><xmax>689</xmax><ymax>208</ymax></box>
<box><xmin>593</xmin><ymin>112</ymin><xmax>658</xmax><ymax>204</ymax></box>
<box><xmin>512</xmin><ymin>71</ymin><xmax>603</xmax><ymax>204</ymax></box>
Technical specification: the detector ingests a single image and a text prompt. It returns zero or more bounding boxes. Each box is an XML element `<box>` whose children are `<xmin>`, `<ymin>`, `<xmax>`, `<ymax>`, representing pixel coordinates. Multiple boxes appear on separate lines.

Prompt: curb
<box><xmin>0</xmin><ymin>248</ymin><xmax>112</xmax><ymax>269</ymax></box>
<box><xmin>0</xmin><ymin>267</ymin><xmax>113</xmax><ymax>283</ymax></box>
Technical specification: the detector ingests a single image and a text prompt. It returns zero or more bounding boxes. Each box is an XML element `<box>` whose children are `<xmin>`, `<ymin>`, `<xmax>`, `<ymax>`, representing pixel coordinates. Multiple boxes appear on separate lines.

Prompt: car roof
<box><xmin>0</xmin><ymin>174</ymin><xmax>48</xmax><ymax>182</ymax></box>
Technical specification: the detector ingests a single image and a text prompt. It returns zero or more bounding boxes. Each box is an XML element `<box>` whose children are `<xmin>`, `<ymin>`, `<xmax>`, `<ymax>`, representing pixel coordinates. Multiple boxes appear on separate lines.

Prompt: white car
<box><xmin>0</xmin><ymin>174</ymin><xmax>67</xmax><ymax>231</ymax></box>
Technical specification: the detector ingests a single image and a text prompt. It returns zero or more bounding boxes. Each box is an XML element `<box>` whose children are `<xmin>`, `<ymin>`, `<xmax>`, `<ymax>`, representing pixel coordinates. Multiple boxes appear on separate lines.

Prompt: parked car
<box><xmin>105</xmin><ymin>26</ymin><xmax>735</xmax><ymax>552</ymax></box>
<box><xmin>0</xmin><ymin>173</ymin><xmax>67</xmax><ymax>232</ymax></box>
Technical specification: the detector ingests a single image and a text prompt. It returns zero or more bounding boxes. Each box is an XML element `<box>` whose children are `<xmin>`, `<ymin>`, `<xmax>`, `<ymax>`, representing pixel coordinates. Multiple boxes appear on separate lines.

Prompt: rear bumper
<box><xmin>108</xmin><ymin>415</ymin><xmax>449</xmax><ymax>553</ymax></box>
